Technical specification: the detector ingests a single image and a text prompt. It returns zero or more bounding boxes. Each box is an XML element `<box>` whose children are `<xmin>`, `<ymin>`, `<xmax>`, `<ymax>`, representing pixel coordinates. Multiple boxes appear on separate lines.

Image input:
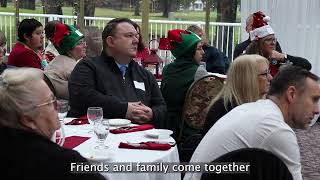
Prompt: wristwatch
<box><xmin>271</xmin><ymin>59</ymin><xmax>278</xmax><ymax>65</ymax></box>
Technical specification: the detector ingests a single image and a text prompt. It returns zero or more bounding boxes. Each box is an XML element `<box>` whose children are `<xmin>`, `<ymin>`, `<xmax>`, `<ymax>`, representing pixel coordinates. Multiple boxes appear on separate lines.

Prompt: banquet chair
<box><xmin>43</xmin><ymin>73</ymin><xmax>57</xmax><ymax>96</ymax></box>
<box><xmin>201</xmin><ymin>148</ymin><xmax>293</xmax><ymax>180</ymax></box>
<box><xmin>178</xmin><ymin>74</ymin><xmax>224</xmax><ymax>162</ymax></box>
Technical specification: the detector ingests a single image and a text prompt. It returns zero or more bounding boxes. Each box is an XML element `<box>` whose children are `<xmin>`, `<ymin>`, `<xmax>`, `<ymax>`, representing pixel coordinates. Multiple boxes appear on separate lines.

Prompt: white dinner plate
<box><xmin>82</xmin><ymin>151</ymin><xmax>113</xmax><ymax>162</ymax></box>
<box><xmin>145</xmin><ymin>129</ymin><xmax>173</xmax><ymax>139</ymax></box>
<box><xmin>108</xmin><ymin>119</ymin><xmax>131</xmax><ymax>126</ymax></box>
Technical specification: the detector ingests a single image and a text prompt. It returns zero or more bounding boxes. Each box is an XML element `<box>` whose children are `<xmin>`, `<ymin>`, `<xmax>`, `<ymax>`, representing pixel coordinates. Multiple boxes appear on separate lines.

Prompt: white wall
<box><xmin>241</xmin><ymin>0</ymin><xmax>320</xmax><ymax>75</ymax></box>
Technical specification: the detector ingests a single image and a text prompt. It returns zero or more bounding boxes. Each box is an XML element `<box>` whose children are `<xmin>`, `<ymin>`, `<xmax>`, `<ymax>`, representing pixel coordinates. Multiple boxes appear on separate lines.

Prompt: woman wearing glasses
<box><xmin>44</xmin><ymin>23</ymin><xmax>86</xmax><ymax>100</ymax></box>
<box><xmin>245</xmin><ymin>11</ymin><xmax>311</xmax><ymax>77</ymax></box>
<box><xmin>202</xmin><ymin>54</ymin><xmax>272</xmax><ymax>136</ymax></box>
<box><xmin>0</xmin><ymin>68</ymin><xmax>105</xmax><ymax>179</ymax></box>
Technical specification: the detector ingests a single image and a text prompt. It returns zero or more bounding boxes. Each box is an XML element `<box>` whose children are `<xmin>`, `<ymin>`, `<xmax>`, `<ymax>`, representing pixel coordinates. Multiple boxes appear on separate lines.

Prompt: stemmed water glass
<box><xmin>94</xmin><ymin>119</ymin><xmax>109</xmax><ymax>149</ymax></box>
<box><xmin>55</xmin><ymin>100</ymin><xmax>69</xmax><ymax>146</ymax></box>
<box><xmin>87</xmin><ymin>107</ymin><xmax>103</xmax><ymax>133</ymax></box>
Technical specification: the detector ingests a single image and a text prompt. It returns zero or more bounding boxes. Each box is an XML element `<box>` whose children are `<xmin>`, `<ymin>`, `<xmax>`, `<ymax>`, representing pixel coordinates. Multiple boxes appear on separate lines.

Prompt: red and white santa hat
<box><xmin>249</xmin><ymin>11</ymin><xmax>274</xmax><ymax>41</ymax></box>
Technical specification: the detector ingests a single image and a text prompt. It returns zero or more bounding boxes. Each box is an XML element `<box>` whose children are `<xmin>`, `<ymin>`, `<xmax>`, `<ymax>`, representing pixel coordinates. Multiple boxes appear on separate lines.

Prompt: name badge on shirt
<box><xmin>134</xmin><ymin>81</ymin><xmax>145</xmax><ymax>91</ymax></box>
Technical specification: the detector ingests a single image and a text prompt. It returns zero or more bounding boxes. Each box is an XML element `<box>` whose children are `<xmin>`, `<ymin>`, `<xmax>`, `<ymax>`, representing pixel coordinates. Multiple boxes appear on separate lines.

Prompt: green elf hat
<box><xmin>52</xmin><ymin>24</ymin><xmax>84</xmax><ymax>55</ymax></box>
<box><xmin>167</xmin><ymin>29</ymin><xmax>201</xmax><ymax>58</ymax></box>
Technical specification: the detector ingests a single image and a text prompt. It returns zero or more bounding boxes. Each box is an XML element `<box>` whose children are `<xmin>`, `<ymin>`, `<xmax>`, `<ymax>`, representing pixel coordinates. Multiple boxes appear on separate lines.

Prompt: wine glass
<box><xmin>52</xmin><ymin>128</ymin><xmax>65</xmax><ymax>147</ymax></box>
<box><xmin>94</xmin><ymin>119</ymin><xmax>109</xmax><ymax>149</ymax></box>
<box><xmin>87</xmin><ymin>107</ymin><xmax>103</xmax><ymax>133</ymax></box>
<box><xmin>55</xmin><ymin>100</ymin><xmax>69</xmax><ymax>146</ymax></box>
<box><xmin>87</xmin><ymin>107</ymin><xmax>103</xmax><ymax>125</ymax></box>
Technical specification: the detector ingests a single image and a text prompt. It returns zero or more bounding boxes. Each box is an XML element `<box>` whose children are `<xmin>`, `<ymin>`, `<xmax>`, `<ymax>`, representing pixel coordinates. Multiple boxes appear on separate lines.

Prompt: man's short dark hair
<box><xmin>18</xmin><ymin>18</ymin><xmax>43</xmax><ymax>43</ymax></box>
<box><xmin>101</xmin><ymin>18</ymin><xmax>135</xmax><ymax>51</ymax></box>
<box><xmin>268</xmin><ymin>65</ymin><xmax>319</xmax><ymax>96</ymax></box>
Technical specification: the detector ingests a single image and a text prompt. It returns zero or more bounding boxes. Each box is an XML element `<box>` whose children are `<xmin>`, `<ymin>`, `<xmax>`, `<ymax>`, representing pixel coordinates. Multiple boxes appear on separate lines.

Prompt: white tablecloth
<box><xmin>63</xmin><ymin>121</ymin><xmax>181</xmax><ymax>180</ymax></box>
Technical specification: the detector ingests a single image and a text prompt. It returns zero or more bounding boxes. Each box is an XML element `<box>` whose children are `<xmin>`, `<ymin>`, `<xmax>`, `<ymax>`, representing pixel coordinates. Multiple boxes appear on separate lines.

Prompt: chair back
<box><xmin>201</xmin><ymin>148</ymin><xmax>293</xmax><ymax>180</ymax></box>
<box><xmin>43</xmin><ymin>73</ymin><xmax>57</xmax><ymax>96</ymax></box>
<box><xmin>178</xmin><ymin>75</ymin><xmax>224</xmax><ymax>162</ymax></box>
<box><xmin>181</xmin><ymin>74</ymin><xmax>224</xmax><ymax>131</ymax></box>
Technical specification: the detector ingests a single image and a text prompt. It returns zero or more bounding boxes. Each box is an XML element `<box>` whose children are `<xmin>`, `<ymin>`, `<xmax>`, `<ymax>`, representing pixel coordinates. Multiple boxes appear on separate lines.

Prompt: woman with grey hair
<box><xmin>0</xmin><ymin>68</ymin><xmax>105</xmax><ymax>180</ymax></box>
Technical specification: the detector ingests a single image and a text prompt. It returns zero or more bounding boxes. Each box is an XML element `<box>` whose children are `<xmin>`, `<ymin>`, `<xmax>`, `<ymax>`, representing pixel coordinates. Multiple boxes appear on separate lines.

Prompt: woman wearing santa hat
<box><xmin>245</xmin><ymin>11</ymin><xmax>311</xmax><ymax>76</ymax></box>
<box><xmin>44</xmin><ymin>23</ymin><xmax>86</xmax><ymax>100</ymax></box>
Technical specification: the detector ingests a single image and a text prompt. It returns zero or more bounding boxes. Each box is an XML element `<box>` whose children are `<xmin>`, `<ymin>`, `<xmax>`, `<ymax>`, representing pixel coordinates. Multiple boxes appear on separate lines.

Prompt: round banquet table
<box><xmin>63</xmin><ymin>119</ymin><xmax>181</xmax><ymax>180</ymax></box>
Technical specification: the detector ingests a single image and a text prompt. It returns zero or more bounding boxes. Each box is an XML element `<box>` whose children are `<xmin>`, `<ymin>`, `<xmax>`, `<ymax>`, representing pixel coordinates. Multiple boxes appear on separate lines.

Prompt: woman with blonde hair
<box><xmin>202</xmin><ymin>54</ymin><xmax>272</xmax><ymax>135</ymax></box>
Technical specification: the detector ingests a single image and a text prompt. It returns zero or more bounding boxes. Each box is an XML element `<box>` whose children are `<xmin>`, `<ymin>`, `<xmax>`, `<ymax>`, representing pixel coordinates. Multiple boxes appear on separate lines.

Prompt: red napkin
<box><xmin>62</xmin><ymin>136</ymin><xmax>90</xmax><ymax>149</ymax></box>
<box><xmin>119</xmin><ymin>142</ymin><xmax>171</xmax><ymax>151</ymax></box>
<box><xmin>110</xmin><ymin>124</ymin><xmax>154</xmax><ymax>134</ymax></box>
<box><xmin>65</xmin><ymin>115</ymin><xmax>89</xmax><ymax>125</ymax></box>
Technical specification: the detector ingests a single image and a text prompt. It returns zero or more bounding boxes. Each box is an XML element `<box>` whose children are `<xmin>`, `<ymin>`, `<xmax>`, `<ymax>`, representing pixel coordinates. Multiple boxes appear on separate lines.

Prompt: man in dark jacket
<box><xmin>68</xmin><ymin>18</ymin><xmax>166</xmax><ymax>126</ymax></box>
<box><xmin>233</xmin><ymin>13</ymin><xmax>282</xmax><ymax>59</ymax></box>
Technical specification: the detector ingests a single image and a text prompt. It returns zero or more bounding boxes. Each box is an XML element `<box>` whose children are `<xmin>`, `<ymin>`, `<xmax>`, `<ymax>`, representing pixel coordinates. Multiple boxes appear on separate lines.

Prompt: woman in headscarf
<box><xmin>161</xmin><ymin>29</ymin><xmax>206</xmax><ymax>139</ymax></box>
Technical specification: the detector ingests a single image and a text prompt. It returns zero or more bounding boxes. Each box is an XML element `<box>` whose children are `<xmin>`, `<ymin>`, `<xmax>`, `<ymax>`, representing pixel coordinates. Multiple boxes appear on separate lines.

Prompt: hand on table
<box><xmin>126</xmin><ymin>102</ymin><xmax>153</xmax><ymax>124</ymax></box>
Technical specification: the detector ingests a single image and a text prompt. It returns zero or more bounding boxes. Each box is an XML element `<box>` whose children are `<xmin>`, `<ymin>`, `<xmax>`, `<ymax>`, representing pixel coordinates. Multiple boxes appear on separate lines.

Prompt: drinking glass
<box><xmin>54</xmin><ymin>100</ymin><xmax>68</xmax><ymax>146</ymax></box>
<box><xmin>57</xmin><ymin>100</ymin><xmax>69</xmax><ymax>121</ymax></box>
<box><xmin>87</xmin><ymin>107</ymin><xmax>103</xmax><ymax>133</ymax></box>
<box><xmin>87</xmin><ymin>107</ymin><xmax>103</xmax><ymax>125</ymax></box>
<box><xmin>52</xmin><ymin>127</ymin><xmax>65</xmax><ymax>147</ymax></box>
<box><xmin>94</xmin><ymin>119</ymin><xmax>109</xmax><ymax>149</ymax></box>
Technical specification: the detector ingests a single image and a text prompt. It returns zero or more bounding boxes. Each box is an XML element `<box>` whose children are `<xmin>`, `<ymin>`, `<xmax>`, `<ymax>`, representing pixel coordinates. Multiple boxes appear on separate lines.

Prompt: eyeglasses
<box><xmin>258</xmin><ymin>69</ymin><xmax>271</xmax><ymax>78</ymax></box>
<box><xmin>76</xmin><ymin>40</ymin><xmax>86</xmax><ymax>46</ymax></box>
<box><xmin>264</xmin><ymin>37</ymin><xmax>277</xmax><ymax>45</ymax></box>
<box><xmin>35</xmin><ymin>96</ymin><xmax>57</xmax><ymax>110</ymax></box>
